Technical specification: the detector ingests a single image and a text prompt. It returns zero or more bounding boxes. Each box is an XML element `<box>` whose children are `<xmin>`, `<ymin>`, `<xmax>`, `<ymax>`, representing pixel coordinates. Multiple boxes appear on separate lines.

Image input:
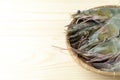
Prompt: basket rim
<box><xmin>91</xmin><ymin>5</ymin><xmax>120</xmax><ymax>9</ymax></box>
<box><xmin>66</xmin><ymin>5</ymin><xmax>120</xmax><ymax>77</ymax></box>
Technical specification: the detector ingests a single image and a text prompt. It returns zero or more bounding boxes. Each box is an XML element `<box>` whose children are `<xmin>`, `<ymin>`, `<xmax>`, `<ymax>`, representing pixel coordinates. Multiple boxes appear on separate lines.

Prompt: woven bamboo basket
<box><xmin>66</xmin><ymin>5</ymin><xmax>120</xmax><ymax>77</ymax></box>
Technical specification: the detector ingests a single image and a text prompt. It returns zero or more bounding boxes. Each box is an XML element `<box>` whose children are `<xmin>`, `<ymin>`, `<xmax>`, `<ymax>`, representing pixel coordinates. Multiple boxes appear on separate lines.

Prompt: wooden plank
<box><xmin>0</xmin><ymin>0</ymin><xmax>120</xmax><ymax>80</ymax></box>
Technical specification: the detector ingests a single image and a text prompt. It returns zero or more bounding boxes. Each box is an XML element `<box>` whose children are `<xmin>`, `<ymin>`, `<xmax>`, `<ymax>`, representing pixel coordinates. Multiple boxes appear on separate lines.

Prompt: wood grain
<box><xmin>0</xmin><ymin>0</ymin><xmax>120</xmax><ymax>80</ymax></box>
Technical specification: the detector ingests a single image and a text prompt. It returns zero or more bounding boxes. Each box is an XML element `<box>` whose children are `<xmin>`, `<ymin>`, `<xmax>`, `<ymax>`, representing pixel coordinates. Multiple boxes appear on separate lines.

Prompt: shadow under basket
<box><xmin>66</xmin><ymin>5</ymin><xmax>120</xmax><ymax>77</ymax></box>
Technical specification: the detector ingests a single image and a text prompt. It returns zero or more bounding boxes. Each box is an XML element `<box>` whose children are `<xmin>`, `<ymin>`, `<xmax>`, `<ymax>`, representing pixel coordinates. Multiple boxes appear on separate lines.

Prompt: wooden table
<box><xmin>0</xmin><ymin>0</ymin><xmax>120</xmax><ymax>80</ymax></box>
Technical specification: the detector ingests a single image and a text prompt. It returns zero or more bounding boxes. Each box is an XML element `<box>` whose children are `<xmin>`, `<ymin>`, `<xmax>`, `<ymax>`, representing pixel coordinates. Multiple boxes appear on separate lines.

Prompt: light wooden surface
<box><xmin>0</xmin><ymin>0</ymin><xmax>120</xmax><ymax>80</ymax></box>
